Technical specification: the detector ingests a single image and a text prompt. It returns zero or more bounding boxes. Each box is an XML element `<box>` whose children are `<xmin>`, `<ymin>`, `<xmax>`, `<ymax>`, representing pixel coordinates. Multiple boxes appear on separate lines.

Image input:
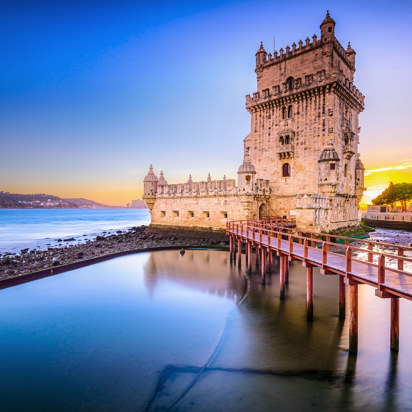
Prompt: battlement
<box><xmin>157</xmin><ymin>176</ymin><xmax>237</xmax><ymax>198</ymax></box>
<box><xmin>245</xmin><ymin>70</ymin><xmax>364</xmax><ymax>110</ymax></box>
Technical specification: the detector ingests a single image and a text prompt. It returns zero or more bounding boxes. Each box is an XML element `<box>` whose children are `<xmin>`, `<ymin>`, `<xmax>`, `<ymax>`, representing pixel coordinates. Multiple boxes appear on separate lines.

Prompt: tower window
<box><xmin>282</xmin><ymin>106</ymin><xmax>287</xmax><ymax>119</ymax></box>
<box><xmin>288</xmin><ymin>105</ymin><xmax>293</xmax><ymax>118</ymax></box>
<box><xmin>203</xmin><ymin>211</ymin><xmax>210</xmax><ymax>219</ymax></box>
<box><xmin>330</xmin><ymin>163</ymin><xmax>335</xmax><ymax>170</ymax></box>
<box><xmin>344</xmin><ymin>164</ymin><xmax>348</xmax><ymax>177</ymax></box>
<box><xmin>188</xmin><ymin>211</ymin><xmax>194</xmax><ymax>218</ymax></box>
<box><xmin>282</xmin><ymin>163</ymin><xmax>291</xmax><ymax>177</ymax></box>
<box><xmin>328</xmin><ymin>27</ymin><xmax>332</xmax><ymax>32</ymax></box>
<box><xmin>286</xmin><ymin>77</ymin><xmax>294</xmax><ymax>91</ymax></box>
<box><xmin>285</xmin><ymin>135</ymin><xmax>290</xmax><ymax>144</ymax></box>
<box><xmin>173</xmin><ymin>210</ymin><xmax>179</xmax><ymax>218</ymax></box>
<box><xmin>160</xmin><ymin>211</ymin><xmax>166</xmax><ymax>217</ymax></box>
<box><xmin>245</xmin><ymin>175</ymin><xmax>251</xmax><ymax>183</ymax></box>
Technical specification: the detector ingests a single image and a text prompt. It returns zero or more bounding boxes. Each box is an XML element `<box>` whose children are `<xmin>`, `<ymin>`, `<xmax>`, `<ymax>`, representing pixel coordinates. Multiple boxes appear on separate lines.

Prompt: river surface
<box><xmin>0</xmin><ymin>209</ymin><xmax>151</xmax><ymax>253</ymax></box>
<box><xmin>0</xmin><ymin>249</ymin><xmax>411</xmax><ymax>411</ymax></box>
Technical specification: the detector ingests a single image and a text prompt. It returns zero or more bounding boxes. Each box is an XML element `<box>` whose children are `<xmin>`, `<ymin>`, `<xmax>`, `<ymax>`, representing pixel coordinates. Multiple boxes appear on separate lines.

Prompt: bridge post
<box><xmin>261</xmin><ymin>247</ymin><xmax>266</xmax><ymax>283</ymax></box>
<box><xmin>247</xmin><ymin>242</ymin><xmax>252</xmax><ymax>273</ymax></box>
<box><xmin>255</xmin><ymin>244</ymin><xmax>260</xmax><ymax>267</ymax></box>
<box><xmin>391</xmin><ymin>297</ymin><xmax>399</xmax><ymax>352</ymax></box>
<box><xmin>349</xmin><ymin>281</ymin><xmax>358</xmax><ymax>354</ymax></box>
<box><xmin>339</xmin><ymin>275</ymin><xmax>346</xmax><ymax>319</ymax></box>
<box><xmin>285</xmin><ymin>259</ymin><xmax>289</xmax><ymax>285</ymax></box>
<box><xmin>307</xmin><ymin>265</ymin><xmax>313</xmax><ymax>320</ymax></box>
<box><xmin>268</xmin><ymin>247</ymin><xmax>272</xmax><ymax>272</ymax></box>
<box><xmin>280</xmin><ymin>254</ymin><xmax>286</xmax><ymax>299</ymax></box>
<box><xmin>229</xmin><ymin>236</ymin><xmax>233</xmax><ymax>253</ymax></box>
<box><xmin>237</xmin><ymin>238</ymin><xmax>242</xmax><ymax>266</ymax></box>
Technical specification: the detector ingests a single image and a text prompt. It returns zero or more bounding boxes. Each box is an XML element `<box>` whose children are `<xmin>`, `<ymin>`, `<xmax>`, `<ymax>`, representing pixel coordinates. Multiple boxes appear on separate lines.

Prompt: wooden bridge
<box><xmin>227</xmin><ymin>219</ymin><xmax>412</xmax><ymax>354</ymax></box>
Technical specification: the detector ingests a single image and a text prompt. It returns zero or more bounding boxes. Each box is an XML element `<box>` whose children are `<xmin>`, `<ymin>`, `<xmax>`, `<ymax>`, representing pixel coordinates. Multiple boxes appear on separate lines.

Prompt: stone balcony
<box><xmin>277</xmin><ymin>144</ymin><xmax>295</xmax><ymax>159</ymax></box>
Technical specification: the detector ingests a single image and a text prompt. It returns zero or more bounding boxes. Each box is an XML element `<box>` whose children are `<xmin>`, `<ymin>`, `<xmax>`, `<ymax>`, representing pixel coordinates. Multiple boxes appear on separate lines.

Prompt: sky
<box><xmin>1</xmin><ymin>0</ymin><xmax>411</xmax><ymax>206</ymax></box>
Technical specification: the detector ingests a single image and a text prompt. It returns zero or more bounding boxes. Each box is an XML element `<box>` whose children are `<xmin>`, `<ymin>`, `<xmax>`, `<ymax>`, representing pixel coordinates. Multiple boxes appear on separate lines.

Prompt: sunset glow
<box><xmin>1</xmin><ymin>1</ymin><xmax>411</xmax><ymax>206</ymax></box>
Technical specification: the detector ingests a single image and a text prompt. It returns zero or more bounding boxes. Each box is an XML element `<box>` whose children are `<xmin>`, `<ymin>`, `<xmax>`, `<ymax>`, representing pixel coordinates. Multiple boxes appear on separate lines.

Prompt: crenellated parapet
<box><xmin>246</xmin><ymin>70</ymin><xmax>364</xmax><ymax>112</ymax></box>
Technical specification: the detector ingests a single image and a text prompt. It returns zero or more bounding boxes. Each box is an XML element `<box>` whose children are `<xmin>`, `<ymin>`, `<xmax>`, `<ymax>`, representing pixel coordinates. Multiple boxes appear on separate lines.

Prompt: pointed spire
<box><xmin>188</xmin><ymin>174</ymin><xmax>193</xmax><ymax>184</ymax></box>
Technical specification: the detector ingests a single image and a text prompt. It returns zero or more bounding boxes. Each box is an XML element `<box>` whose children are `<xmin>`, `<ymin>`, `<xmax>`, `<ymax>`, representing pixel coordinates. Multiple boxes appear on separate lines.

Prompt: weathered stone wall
<box><xmin>150</xmin><ymin>195</ymin><xmax>246</xmax><ymax>229</ymax></box>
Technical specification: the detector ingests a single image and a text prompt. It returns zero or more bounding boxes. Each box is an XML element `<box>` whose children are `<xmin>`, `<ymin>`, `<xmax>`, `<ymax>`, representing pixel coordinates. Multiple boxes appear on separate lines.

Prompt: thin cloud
<box><xmin>364</xmin><ymin>161</ymin><xmax>412</xmax><ymax>177</ymax></box>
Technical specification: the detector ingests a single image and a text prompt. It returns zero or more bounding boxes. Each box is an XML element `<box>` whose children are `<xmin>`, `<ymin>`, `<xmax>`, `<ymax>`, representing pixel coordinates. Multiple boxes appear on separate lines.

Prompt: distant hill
<box><xmin>63</xmin><ymin>198</ymin><xmax>114</xmax><ymax>209</ymax></box>
<box><xmin>0</xmin><ymin>192</ymin><xmax>118</xmax><ymax>209</ymax></box>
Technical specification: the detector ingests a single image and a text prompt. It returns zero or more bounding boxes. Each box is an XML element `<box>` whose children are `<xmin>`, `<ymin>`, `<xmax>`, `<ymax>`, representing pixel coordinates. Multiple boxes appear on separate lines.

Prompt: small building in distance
<box><xmin>143</xmin><ymin>12</ymin><xmax>365</xmax><ymax>232</ymax></box>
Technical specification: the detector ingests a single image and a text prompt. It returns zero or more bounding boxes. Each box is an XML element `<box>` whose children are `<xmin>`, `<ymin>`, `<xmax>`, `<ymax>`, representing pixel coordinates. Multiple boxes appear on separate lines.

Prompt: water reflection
<box><xmin>143</xmin><ymin>249</ymin><xmax>246</xmax><ymax>304</ymax></box>
<box><xmin>0</xmin><ymin>250</ymin><xmax>411</xmax><ymax>411</ymax></box>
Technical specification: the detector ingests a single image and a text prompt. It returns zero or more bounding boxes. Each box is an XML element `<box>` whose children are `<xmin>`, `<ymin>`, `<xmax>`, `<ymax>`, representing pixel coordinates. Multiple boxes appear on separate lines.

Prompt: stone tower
<box><xmin>243</xmin><ymin>11</ymin><xmax>365</xmax><ymax>231</ymax></box>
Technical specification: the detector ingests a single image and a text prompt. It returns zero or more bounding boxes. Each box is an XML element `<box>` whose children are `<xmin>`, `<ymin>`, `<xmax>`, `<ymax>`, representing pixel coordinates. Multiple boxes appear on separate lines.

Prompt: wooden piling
<box><xmin>391</xmin><ymin>297</ymin><xmax>399</xmax><ymax>352</ymax></box>
<box><xmin>280</xmin><ymin>254</ymin><xmax>286</xmax><ymax>299</ymax></box>
<box><xmin>349</xmin><ymin>282</ymin><xmax>358</xmax><ymax>354</ymax></box>
<box><xmin>339</xmin><ymin>275</ymin><xmax>346</xmax><ymax>319</ymax></box>
<box><xmin>307</xmin><ymin>265</ymin><xmax>313</xmax><ymax>320</ymax></box>
<box><xmin>261</xmin><ymin>247</ymin><xmax>266</xmax><ymax>282</ymax></box>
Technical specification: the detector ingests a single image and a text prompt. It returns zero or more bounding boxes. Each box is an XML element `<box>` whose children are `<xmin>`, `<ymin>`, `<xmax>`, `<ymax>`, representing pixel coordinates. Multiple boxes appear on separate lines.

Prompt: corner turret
<box><xmin>255</xmin><ymin>42</ymin><xmax>267</xmax><ymax>69</ymax></box>
<box><xmin>318</xmin><ymin>142</ymin><xmax>340</xmax><ymax>192</ymax></box>
<box><xmin>320</xmin><ymin>10</ymin><xmax>335</xmax><ymax>42</ymax></box>
<box><xmin>346</xmin><ymin>42</ymin><xmax>356</xmax><ymax>70</ymax></box>
<box><xmin>237</xmin><ymin>151</ymin><xmax>256</xmax><ymax>193</ymax></box>
<box><xmin>143</xmin><ymin>165</ymin><xmax>158</xmax><ymax>211</ymax></box>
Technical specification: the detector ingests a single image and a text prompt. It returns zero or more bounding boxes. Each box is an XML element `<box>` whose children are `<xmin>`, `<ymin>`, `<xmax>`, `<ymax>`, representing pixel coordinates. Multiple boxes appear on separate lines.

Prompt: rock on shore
<box><xmin>0</xmin><ymin>225</ymin><xmax>229</xmax><ymax>281</ymax></box>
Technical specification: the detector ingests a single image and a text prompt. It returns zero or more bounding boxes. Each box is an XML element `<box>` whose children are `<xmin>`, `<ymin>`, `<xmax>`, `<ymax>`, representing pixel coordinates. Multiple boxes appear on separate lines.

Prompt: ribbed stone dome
<box><xmin>144</xmin><ymin>165</ymin><xmax>158</xmax><ymax>182</ymax></box>
<box><xmin>321</xmin><ymin>10</ymin><xmax>335</xmax><ymax>27</ymax></box>
<box><xmin>158</xmin><ymin>170</ymin><xmax>167</xmax><ymax>185</ymax></box>
<box><xmin>319</xmin><ymin>146</ymin><xmax>340</xmax><ymax>162</ymax></box>
<box><xmin>238</xmin><ymin>162</ymin><xmax>256</xmax><ymax>174</ymax></box>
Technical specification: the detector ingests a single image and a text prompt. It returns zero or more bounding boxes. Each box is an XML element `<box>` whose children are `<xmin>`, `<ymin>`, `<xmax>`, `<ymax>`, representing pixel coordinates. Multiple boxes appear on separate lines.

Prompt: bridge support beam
<box><xmin>339</xmin><ymin>276</ymin><xmax>346</xmax><ymax>319</ymax></box>
<box><xmin>307</xmin><ymin>266</ymin><xmax>313</xmax><ymax>320</ymax></box>
<box><xmin>349</xmin><ymin>282</ymin><xmax>359</xmax><ymax>354</ymax></box>
<box><xmin>229</xmin><ymin>236</ymin><xmax>233</xmax><ymax>253</ymax></box>
<box><xmin>247</xmin><ymin>242</ymin><xmax>252</xmax><ymax>273</ymax></box>
<box><xmin>261</xmin><ymin>247</ymin><xmax>266</xmax><ymax>283</ymax></box>
<box><xmin>280</xmin><ymin>254</ymin><xmax>286</xmax><ymax>299</ymax></box>
<box><xmin>255</xmin><ymin>244</ymin><xmax>260</xmax><ymax>267</ymax></box>
<box><xmin>391</xmin><ymin>297</ymin><xmax>399</xmax><ymax>352</ymax></box>
<box><xmin>268</xmin><ymin>248</ymin><xmax>272</xmax><ymax>273</ymax></box>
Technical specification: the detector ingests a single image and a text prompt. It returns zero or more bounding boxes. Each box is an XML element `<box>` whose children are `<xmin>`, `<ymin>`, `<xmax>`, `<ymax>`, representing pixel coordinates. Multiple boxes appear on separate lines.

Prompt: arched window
<box><xmin>282</xmin><ymin>163</ymin><xmax>291</xmax><ymax>177</ymax></box>
<box><xmin>279</xmin><ymin>136</ymin><xmax>284</xmax><ymax>145</ymax></box>
<box><xmin>288</xmin><ymin>105</ymin><xmax>293</xmax><ymax>118</ymax></box>
<box><xmin>286</xmin><ymin>77</ymin><xmax>294</xmax><ymax>91</ymax></box>
<box><xmin>282</xmin><ymin>106</ymin><xmax>287</xmax><ymax>119</ymax></box>
<box><xmin>285</xmin><ymin>135</ymin><xmax>290</xmax><ymax>144</ymax></box>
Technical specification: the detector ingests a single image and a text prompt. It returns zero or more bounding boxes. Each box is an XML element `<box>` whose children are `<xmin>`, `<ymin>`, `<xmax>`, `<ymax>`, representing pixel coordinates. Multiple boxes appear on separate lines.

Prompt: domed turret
<box><xmin>158</xmin><ymin>170</ymin><xmax>168</xmax><ymax>186</ymax></box>
<box><xmin>255</xmin><ymin>41</ymin><xmax>267</xmax><ymax>68</ymax></box>
<box><xmin>318</xmin><ymin>142</ymin><xmax>340</xmax><ymax>190</ymax></box>
<box><xmin>320</xmin><ymin>10</ymin><xmax>335</xmax><ymax>41</ymax></box>
<box><xmin>346</xmin><ymin>42</ymin><xmax>356</xmax><ymax>69</ymax></box>
<box><xmin>143</xmin><ymin>165</ymin><xmax>158</xmax><ymax>211</ymax></box>
<box><xmin>238</xmin><ymin>158</ymin><xmax>256</xmax><ymax>193</ymax></box>
<box><xmin>355</xmin><ymin>156</ymin><xmax>365</xmax><ymax>202</ymax></box>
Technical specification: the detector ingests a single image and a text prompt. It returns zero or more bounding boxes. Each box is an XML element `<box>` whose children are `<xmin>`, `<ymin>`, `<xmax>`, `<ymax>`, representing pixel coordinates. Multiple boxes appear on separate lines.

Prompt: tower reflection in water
<box><xmin>143</xmin><ymin>249</ymin><xmax>412</xmax><ymax>411</ymax></box>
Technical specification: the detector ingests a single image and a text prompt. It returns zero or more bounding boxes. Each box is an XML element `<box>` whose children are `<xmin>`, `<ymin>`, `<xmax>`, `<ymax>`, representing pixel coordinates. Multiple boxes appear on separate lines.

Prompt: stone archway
<box><xmin>259</xmin><ymin>203</ymin><xmax>271</xmax><ymax>220</ymax></box>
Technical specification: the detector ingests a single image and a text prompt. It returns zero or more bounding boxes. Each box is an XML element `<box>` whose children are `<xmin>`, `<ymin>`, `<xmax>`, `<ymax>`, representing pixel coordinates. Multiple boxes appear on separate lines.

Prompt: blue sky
<box><xmin>1</xmin><ymin>0</ymin><xmax>411</xmax><ymax>204</ymax></box>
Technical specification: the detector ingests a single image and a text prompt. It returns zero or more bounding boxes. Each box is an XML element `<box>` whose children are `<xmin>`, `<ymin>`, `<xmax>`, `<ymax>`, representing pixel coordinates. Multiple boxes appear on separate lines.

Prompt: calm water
<box><xmin>0</xmin><ymin>209</ymin><xmax>151</xmax><ymax>253</ymax></box>
<box><xmin>0</xmin><ymin>249</ymin><xmax>411</xmax><ymax>411</ymax></box>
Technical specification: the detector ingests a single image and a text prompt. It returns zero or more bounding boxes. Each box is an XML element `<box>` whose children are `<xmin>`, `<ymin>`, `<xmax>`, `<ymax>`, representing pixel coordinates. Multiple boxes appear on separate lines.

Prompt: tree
<box><xmin>396</xmin><ymin>182</ymin><xmax>412</xmax><ymax>212</ymax></box>
<box><xmin>372</xmin><ymin>182</ymin><xmax>412</xmax><ymax>211</ymax></box>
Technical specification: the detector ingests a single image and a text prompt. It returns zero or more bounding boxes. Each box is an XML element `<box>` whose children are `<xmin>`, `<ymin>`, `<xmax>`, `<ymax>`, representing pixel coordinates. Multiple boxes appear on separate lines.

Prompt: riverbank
<box><xmin>0</xmin><ymin>225</ymin><xmax>229</xmax><ymax>281</ymax></box>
